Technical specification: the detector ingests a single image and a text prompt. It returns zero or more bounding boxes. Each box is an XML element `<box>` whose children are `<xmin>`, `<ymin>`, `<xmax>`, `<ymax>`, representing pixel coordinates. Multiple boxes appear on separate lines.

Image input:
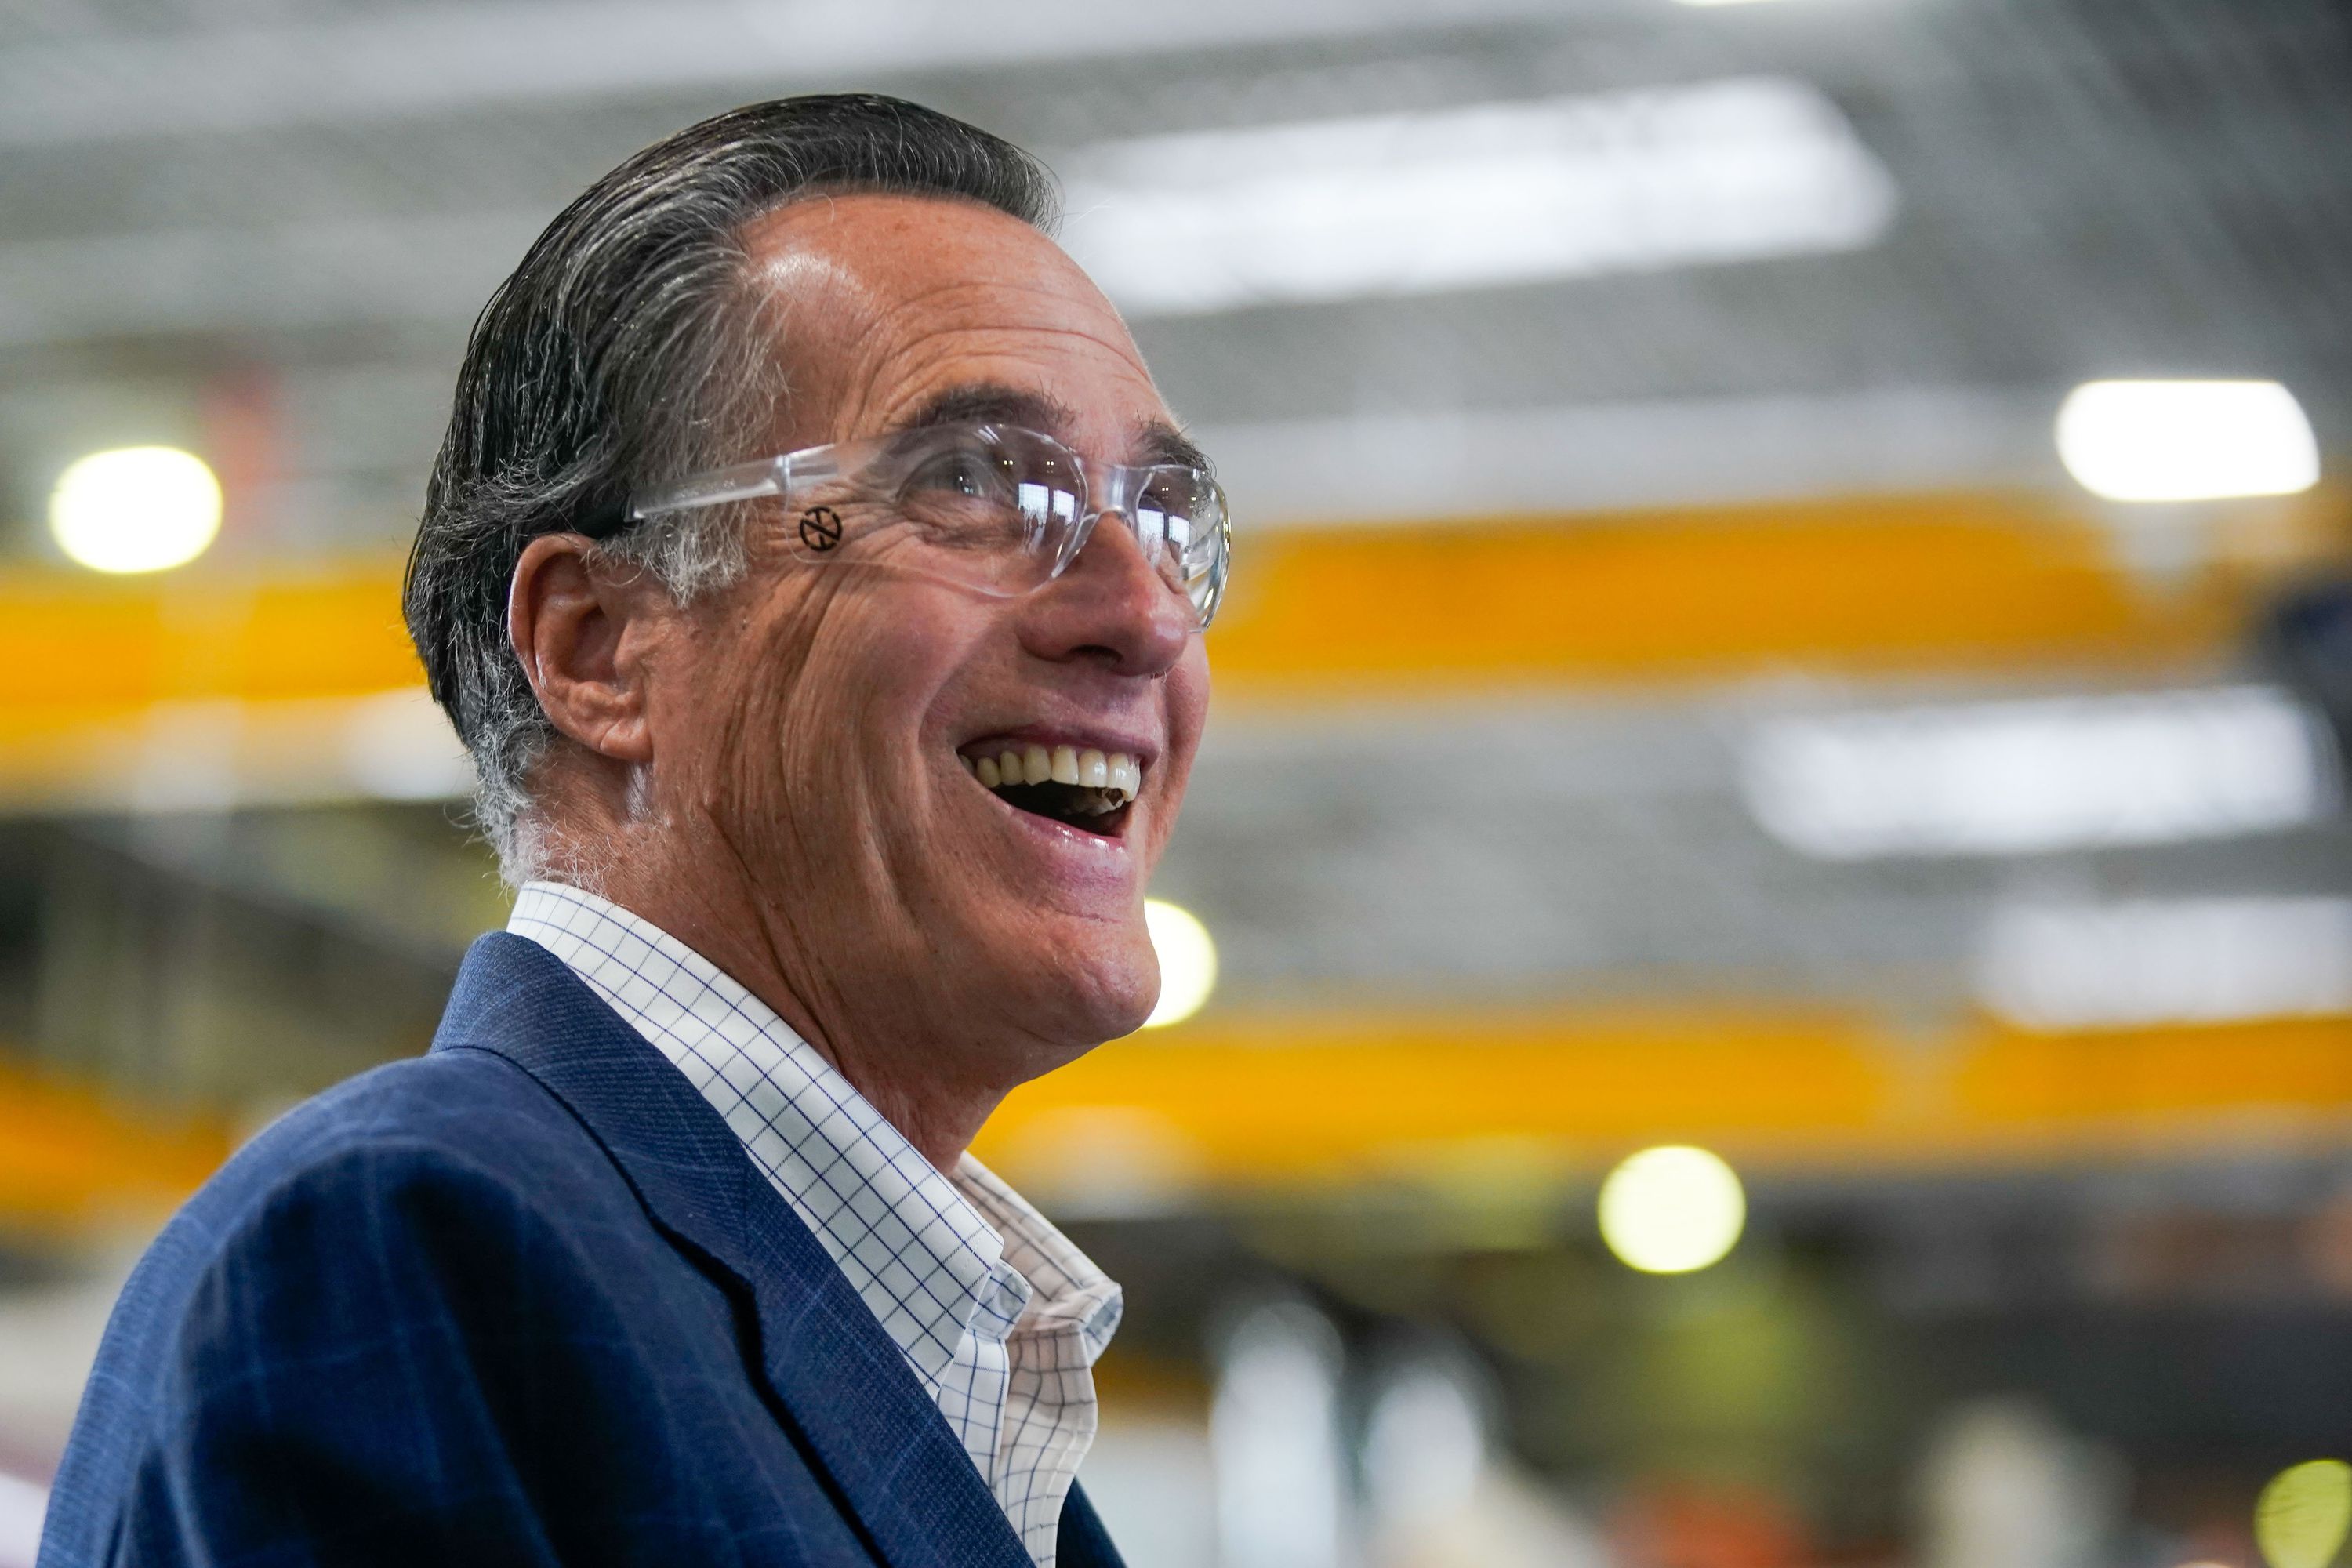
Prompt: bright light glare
<box><xmin>1212</xmin><ymin>1303</ymin><xmax>1345</xmax><ymax>1568</ymax></box>
<box><xmin>1060</xmin><ymin>77</ymin><xmax>1896</xmax><ymax>318</ymax></box>
<box><xmin>49</xmin><ymin>446</ymin><xmax>222</xmax><ymax>572</ymax></box>
<box><xmin>1742</xmin><ymin>685</ymin><xmax>2333</xmax><ymax>859</ymax></box>
<box><xmin>2256</xmin><ymin>1459</ymin><xmax>2352</xmax><ymax>1568</ymax></box>
<box><xmin>341</xmin><ymin>688</ymin><xmax>476</xmax><ymax>801</ymax></box>
<box><xmin>0</xmin><ymin>1470</ymin><xmax>46</xmax><ymax>1568</ymax></box>
<box><xmin>1980</xmin><ymin>897</ymin><xmax>2352</xmax><ymax>1031</ymax></box>
<box><xmin>1598</xmin><ymin>1145</ymin><xmax>1746</xmax><ymax>1273</ymax></box>
<box><xmin>2057</xmin><ymin>380</ymin><xmax>2319</xmax><ymax>503</ymax></box>
<box><xmin>1142</xmin><ymin>898</ymin><xmax>1217</xmax><ymax>1028</ymax></box>
<box><xmin>1363</xmin><ymin>1361</ymin><xmax>1486</xmax><ymax>1530</ymax></box>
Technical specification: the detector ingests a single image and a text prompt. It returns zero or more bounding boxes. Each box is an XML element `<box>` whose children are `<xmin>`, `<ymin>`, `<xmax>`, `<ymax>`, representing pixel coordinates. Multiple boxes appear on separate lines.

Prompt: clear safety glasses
<box><xmin>613</xmin><ymin>421</ymin><xmax>1232</xmax><ymax>630</ymax></box>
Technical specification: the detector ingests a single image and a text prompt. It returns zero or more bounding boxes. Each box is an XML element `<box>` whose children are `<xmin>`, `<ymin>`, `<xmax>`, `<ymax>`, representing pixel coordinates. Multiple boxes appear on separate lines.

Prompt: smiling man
<box><xmin>40</xmin><ymin>96</ymin><xmax>1224</xmax><ymax>1568</ymax></box>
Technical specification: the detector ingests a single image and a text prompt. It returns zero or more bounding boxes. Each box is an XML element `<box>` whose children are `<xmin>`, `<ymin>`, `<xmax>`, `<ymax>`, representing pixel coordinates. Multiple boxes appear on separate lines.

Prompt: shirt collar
<box><xmin>950</xmin><ymin>1155</ymin><xmax>1123</xmax><ymax>1359</ymax></box>
<box><xmin>506</xmin><ymin>880</ymin><xmax>1056</xmax><ymax>1387</ymax></box>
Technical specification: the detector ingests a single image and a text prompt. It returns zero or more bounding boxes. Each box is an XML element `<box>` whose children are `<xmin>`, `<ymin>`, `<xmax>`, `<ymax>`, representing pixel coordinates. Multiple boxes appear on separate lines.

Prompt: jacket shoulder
<box><xmin>42</xmin><ymin>1051</ymin><xmax>653</xmax><ymax>1552</ymax></box>
<box><xmin>205</xmin><ymin>1046</ymin><xmax>597</xmax><ymax>1228</ymax></box>
<box><xmin>194</xmin><ymin>1046</ymin><xmax>628</xmax><ymax>1293</ymax></box>
<box><xmin>91</xmin><ymin>1049</ymin><xmax>626</xmax><ymax>1370</ymax></box>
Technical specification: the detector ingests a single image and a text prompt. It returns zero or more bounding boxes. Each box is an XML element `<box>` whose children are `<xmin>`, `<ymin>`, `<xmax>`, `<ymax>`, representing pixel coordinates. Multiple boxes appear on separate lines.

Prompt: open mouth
<box><xmin>960</xmin><ymin>741</ymin><xmax>1141</xmax><ymax>839</ymax></box>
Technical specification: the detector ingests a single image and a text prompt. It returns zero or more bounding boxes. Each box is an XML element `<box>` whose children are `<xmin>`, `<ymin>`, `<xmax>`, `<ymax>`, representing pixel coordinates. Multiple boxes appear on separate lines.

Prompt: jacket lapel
<box><xmin>1056</xmin><ymin>1483</ymin><xmax>1127</xmax><ymax>1568</ymax></box>
<box><xmin>430</xmin><ymin>934</ymin><xmax>1031</xmax><ymax>1568</ymax></box>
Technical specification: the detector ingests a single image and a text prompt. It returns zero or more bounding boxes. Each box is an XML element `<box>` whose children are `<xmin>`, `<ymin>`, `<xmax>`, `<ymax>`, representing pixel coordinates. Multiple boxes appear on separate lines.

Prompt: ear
<box><xmin>506</xmin><ymin>533</ymin><xmax>673</xmax><ymax>765</ymax></box>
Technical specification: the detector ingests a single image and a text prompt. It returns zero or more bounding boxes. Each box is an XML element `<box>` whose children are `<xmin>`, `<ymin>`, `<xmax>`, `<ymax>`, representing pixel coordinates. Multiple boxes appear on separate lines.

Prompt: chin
<box><xmin>1001</xmin><ymin>921</ymin><xmax>1160</xmax><ymax>1051</ymax></box>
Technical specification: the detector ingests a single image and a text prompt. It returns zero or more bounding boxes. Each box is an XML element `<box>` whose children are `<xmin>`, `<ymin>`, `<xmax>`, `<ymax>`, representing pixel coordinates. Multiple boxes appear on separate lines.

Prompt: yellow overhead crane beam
<box><xmin>974</xmin><ymin>1007</ymin><xmax>2352</xmax><ymax>1200</ymax></box>
<box><xmin>0</xmin><ymin>487</ymin><xmax>2332</xmax><ymax>808</ymax></box>
<box><xmin>7</xmin><ymin>1007</ymin><xmax>2351</xmax><ymax>1233</ymax></box>
<box><xmin>0</xmin><ymin>1058</ymin><xmax>230</xmax><ymax>1239</ymax></box>
<box><xmin>1207</xmin><ymin>491</ymin><xmax>2300</xmax><ymax>698</ymax></box>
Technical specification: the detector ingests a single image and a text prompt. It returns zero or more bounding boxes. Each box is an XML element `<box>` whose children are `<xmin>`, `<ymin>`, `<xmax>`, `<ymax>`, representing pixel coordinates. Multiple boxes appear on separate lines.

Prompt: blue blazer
<box><xmin>41</xmin><ymin>933</ymin><xmax>1124</xmax><ymax>1568</ymax></box>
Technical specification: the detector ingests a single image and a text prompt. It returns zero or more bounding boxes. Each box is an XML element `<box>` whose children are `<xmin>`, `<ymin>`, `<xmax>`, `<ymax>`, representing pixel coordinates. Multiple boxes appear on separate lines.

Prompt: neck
<box><xmin>533</xmin><ymin>820</ymin><xmax>1006</xmax><ymax>1176</ymax></box>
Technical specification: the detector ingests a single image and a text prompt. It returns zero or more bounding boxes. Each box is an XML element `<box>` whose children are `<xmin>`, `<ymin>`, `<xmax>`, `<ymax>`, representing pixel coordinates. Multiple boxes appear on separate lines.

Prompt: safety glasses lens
<box><xmin>821</xmin><ymin>424</ymin><xmax>1226</xmax><ymax>625</ymax></box>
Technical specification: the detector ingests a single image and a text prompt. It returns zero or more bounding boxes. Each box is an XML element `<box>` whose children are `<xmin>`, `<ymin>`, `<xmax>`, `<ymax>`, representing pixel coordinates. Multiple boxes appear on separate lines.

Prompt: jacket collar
<box><xmin>430</xmin><ymin>932</ymin><xmax>1031</xmax><ymax>1568</ymax></box>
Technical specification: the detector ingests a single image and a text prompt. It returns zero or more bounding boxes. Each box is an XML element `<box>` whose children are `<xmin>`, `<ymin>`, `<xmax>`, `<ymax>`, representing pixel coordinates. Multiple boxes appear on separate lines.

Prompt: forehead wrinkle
<box><xmin>747</xmin><ymin>211</ymin><xmax>1171</xmax><ymax>457</ymax></box>
<box><xmin>861</xmin><ymin>269</ymin><xmax>1145</xmax><ymax>360</ymax></box>
<box><xmin>854</xmin><ymin>332</ymin><xmax>1170</xmax><ymax>459</ymax></box>
<box><xmin>862</xmin><ymin>321</ymin><xmax>1163</xmax><ymax>405</ymax></box>
<box><xmin>862</xmin><ymin>312</ymin><xmax>1152</xmax><ymax>385</ymax></box>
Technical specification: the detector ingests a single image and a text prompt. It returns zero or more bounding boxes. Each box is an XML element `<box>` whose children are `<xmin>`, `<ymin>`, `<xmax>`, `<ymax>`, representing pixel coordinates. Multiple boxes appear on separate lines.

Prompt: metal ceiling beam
<box><xmin>0</xmin><ymin>0</ymin><xmax>1611</xmax><ymax>147</ymax></box>
<box><xmin>0</xmin><ymin>213</ymin><xmax>539</xmax><ymax>350</ymax></box>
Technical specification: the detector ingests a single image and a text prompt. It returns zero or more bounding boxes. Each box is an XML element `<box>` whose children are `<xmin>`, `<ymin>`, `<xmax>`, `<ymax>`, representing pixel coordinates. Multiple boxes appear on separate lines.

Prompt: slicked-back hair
<box><xmin>405</xmin><ymin>94</ymin><xmax>1058</xmax><ymax>880</ymax></box>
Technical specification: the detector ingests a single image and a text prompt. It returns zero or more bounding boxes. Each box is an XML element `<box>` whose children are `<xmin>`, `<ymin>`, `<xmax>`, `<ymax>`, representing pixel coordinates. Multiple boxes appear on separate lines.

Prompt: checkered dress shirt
<box><xmin>506</xmin><ymin>882</ymin><xmax>1122</xmax><ymax>1567</ymax></box>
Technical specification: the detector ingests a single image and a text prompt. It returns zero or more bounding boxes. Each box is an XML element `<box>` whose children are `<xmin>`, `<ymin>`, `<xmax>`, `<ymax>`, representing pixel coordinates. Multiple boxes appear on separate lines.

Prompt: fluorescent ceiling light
<box><xmin>1059</xmin><ymin>76</ymin><xmax>1897</xmax><ymax>318</ymax></box>
<box><xmin>1978</xmin><ymin>896</ymin><xmax>2352</xmax><ymax>1030</ymax></box>
<box><xmin>1741</xmin><ymin>684</ymin><xmax>2336</xmax><ymax>859</ymax></box>
<box><xmin>2056</xmin><ymin>379</ymin><xmax>2321</xmax><ymax>503</ymax></box>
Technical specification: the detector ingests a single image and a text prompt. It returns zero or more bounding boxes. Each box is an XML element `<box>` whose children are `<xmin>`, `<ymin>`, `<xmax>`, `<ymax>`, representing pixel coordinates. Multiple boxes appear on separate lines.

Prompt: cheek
<box><xmin>1146</xmin><ymin>648</ymin><xmax>1213</xmax><ymax>837</ymax></box>
<box><xmin>688</xmin><ymin>583</ymin><xmax>979</xmax><ymax>854</ymax></box>
<box><xmin>675</xmin><ymin>586</ymin><xmax>855</xmax><ymax>847</ymax></box>
<box><xmin>1169</xmin><ymin>644</ymin><xmax>1210</xmax><ymax>754</ymax></box>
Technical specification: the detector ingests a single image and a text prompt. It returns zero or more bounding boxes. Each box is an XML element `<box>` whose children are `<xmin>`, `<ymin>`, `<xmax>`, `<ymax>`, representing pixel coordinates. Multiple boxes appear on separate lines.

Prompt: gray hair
<box><xmin>405</xmin><ymin>94</ymin><xmax>1058</xmax><ymax>881</ymax></box>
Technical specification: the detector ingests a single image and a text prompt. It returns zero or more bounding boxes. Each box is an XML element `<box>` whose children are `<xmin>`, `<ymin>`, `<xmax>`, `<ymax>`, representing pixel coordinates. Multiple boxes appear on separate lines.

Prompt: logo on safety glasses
<box><xmin>798</xmin><ymin>506</ymin><xmax>844</xmax><ymax>553</ymax></box>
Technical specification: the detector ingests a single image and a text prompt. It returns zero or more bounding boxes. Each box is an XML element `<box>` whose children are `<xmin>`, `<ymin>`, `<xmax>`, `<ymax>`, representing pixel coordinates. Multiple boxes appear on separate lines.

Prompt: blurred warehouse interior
<box><xmin>4</xmin><ymin>0</ymin><xmax>2352</xmax><ymax>1565</ymax></box>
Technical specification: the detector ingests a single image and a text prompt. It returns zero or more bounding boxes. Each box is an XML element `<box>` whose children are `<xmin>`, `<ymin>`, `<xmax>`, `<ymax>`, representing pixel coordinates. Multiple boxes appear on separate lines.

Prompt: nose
<box><xmin>1018</xmin><ymin>507</ymin><xmax>1193</xmax><ymax>677</ymax></box>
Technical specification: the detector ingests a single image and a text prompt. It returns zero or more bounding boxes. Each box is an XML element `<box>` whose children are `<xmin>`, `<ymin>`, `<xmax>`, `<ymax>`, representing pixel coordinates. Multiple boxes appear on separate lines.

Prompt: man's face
<box><xmin>649</xmin><ymin>193</ymin><xmax>1210</xmax><ymax>1079</ymax></box>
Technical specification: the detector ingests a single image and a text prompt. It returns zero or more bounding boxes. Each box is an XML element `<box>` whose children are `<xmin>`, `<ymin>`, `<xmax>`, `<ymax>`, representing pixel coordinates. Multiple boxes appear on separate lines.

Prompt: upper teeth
<box><xmin>966</xmin><ymin>743</ymin><xmax>1141</xmax><ymax>803</ymax></box>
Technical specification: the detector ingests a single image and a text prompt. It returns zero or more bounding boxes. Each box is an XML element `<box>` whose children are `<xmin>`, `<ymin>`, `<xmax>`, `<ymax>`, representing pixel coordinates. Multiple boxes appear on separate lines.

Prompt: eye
<box><xmin>902</xmin><ymin>440</ymin><xmax>1014</xmax><ymax>503</ymax></box>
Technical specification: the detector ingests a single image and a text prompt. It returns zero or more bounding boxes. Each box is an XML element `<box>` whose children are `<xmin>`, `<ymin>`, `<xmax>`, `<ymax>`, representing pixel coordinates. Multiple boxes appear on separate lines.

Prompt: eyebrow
<box><xmin>887</xmin><ymin>380</ymin><xmax>1214</xmax><ymax>474</ymax></box>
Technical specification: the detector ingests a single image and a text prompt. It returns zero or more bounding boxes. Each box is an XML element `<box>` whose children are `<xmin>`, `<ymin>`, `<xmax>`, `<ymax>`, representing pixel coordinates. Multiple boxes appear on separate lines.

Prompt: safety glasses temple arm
<box><xmin>627</xmin><ymin>456</ymin><xmax>794</xmax><ymax>522</ymax></box>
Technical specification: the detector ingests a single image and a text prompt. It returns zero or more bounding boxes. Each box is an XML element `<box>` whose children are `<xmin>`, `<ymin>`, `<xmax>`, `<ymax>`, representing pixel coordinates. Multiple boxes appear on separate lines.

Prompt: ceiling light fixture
<box><xmin>49</xmin><ymin>445</ymin><xmax>223</xmax><ymax>573</ymax></box>
<box><xmin>1598</xmin><ymin>1145</ymin><xmax>1747</xmax><ymax>1273</ymax></box>
<box><xmin>1142</xmin><ymin>898</ymin><xmax>1218</xmax><ymax>1029</ymax></box>
<box><xmin>2057</xmin><ymin>379</ymin><xmax>2320</xmax><ymax>503</ymax></box>
<box><xmin>2257</xmin><ymin>1460</ymin><xmax>2352</xmax><ymax>1568</ymax></box>
<box><xmin>1060</xmin><ymin>75</ymin><xmax>1896</xmax><ymax>317</ymax></box>
<box><xmin>1978</xmin><ymin>896</ymin><xmax>2352</xmax><ymax>1031</ymax></box>
<box><xmin>1741</xmin><ymin>685</ymin><xmax>2335</xmax><ymax>859</ymax></box>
